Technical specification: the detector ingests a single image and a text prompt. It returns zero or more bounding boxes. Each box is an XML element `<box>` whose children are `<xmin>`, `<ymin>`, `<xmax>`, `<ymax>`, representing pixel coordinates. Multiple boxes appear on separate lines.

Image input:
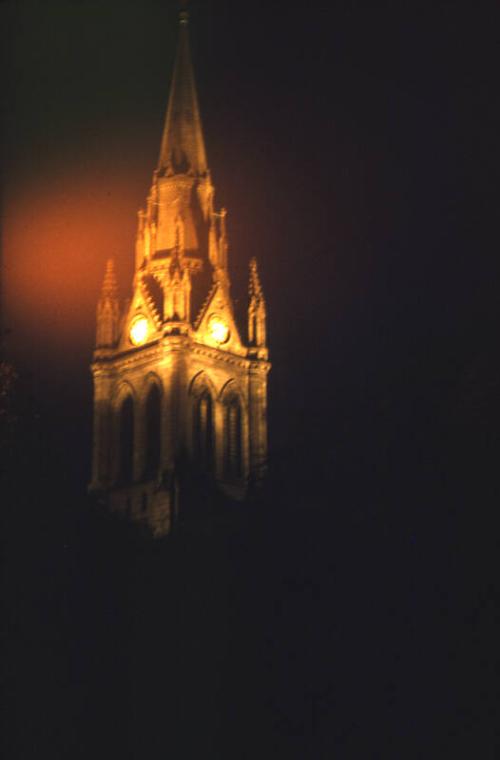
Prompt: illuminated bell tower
<box><xmin>89</xmin><ymin>10</ymin><xmax>270</xmax><ymax>536</ymax></box>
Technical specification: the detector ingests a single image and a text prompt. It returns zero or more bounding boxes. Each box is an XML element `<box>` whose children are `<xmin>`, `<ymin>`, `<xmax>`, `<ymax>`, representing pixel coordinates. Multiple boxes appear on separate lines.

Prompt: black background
<box><xmin>2</xmin><ymin>1</ymin><xmax>499</xmax><ymax>758</ymax></box>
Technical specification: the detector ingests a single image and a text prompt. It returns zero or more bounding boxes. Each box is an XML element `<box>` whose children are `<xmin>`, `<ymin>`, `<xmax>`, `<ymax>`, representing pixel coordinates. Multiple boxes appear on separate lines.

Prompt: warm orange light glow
<box><xmin>208</xmin><ymin>314</ymin><xmax>229</xmax><ymax>344</ymax></box>
<box><xmin>3</xmin><ymin>149</ymin><xmax>147</xmax><ymax>366</ymax></box>
<box><xmin>129</xmin><ymin>315</ymin><xmax>149</xmax><ymax>345</ymax></box>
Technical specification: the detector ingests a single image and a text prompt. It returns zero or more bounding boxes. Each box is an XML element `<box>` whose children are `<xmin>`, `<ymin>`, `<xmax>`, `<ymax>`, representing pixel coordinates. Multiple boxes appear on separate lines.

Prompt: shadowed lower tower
<box><xmin>89</xmin><ymin>10</ymin><xmax>270</xmax><ymax>536</ymax></box>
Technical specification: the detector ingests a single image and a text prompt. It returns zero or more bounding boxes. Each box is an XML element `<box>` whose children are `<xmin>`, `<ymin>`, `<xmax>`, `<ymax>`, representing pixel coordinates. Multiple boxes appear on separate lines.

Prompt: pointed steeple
<box><xmin>157</xmin><ymin>10</ymin><xmax>208</xmax><ymax>177</ymax></box>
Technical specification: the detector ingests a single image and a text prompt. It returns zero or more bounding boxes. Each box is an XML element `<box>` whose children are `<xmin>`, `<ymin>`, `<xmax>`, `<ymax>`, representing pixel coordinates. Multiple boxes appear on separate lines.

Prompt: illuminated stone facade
<box><xmin>89</xmin><ymin>11</ymin><xmax>270</xmax><ymax>536</ymax></box>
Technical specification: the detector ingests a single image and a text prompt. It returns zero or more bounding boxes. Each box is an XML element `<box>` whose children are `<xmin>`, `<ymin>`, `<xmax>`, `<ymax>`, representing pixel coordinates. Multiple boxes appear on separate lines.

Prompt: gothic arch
<box><xmin>112</xmin><ymin>380</ymin><xmax>138</xmax><ymax>410</ymax></box>
<box><xmin>220</xmin><ymin>381</ymin><xmax>245</xmax><ymax>479</ymax></box>
<box><xmin>117</xmin><ymin>394</ymin><xmax>135</xmax><ymax>485</ymax></box>
<box><xmin>219</xmin><ymin>379</ymin><xmax>247</xmax><ymax>409</ymax></box>
<box><xmin>110</xmin><ymin>381</ymin><xmax>138</xmax><ymax>485</ymax></box>
<box><xmin>189</xmin><ymin>372</ymin><xmax>216</xmax><ymax>471</ymax></box>
<box><xmin>143</xmin><ymin>382</ymin><xmax>162</xmax><ymax>480</ymax></box>
<box><xmin>140</xmin><ymin>371</ymin><xmax>163</xmax><ymax>400</ymax></box>
<box><xmin>189</xmin><ymin>370</ymin><xmax>217</xmax><ymax>400</ymax></box>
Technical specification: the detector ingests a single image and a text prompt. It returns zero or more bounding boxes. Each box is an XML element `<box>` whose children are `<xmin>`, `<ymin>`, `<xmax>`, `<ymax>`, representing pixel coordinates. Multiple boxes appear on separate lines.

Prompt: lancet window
<box><xmin>143</xmin><ymin>384</ymin><xmax>161</xmax><ymax>479</ymax></box>
<box><xmin>224</xmin><ymin>395</ymin><xmax>242</xmax><ymax>479</ymax></box>
<box><xmin>118</xmin><ymin>395</ymin><xmax>134</xmax><ymax>485</ymax></box>
<box><xmin>193</xmin><ymin>388</ymin><xmax>214</xmax><ymax>471</ymax></box>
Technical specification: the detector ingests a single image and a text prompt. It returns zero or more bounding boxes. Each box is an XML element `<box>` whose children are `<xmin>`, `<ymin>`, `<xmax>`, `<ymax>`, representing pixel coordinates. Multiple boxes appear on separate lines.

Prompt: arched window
<box><xmin>118</xmin><ymin>395</ymin><xmax>134</xmax><ymax>484</ymax></box>
<box><xmin>224</xmin><ymin>395</ymin><xmax>242</xmax><ymax>478</ymax></box>
<box><xmin>143</xmin><ymin>384</ymin><xmax>161</xmax><ymax>479</ymax></box>
<box><xmin>193</xmin><ymin>389</ymin><xmax>214</xmax><ymax>471</ymax></box>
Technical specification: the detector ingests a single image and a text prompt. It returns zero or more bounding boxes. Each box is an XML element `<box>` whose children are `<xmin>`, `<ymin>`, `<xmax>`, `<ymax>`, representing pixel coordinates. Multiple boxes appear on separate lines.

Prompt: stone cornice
<box><xmin>190</xmin><ymin>342</ymin><xmax>253</xmax><ymax>371</ymax></box>
<box><xmin>92</xmin><ymin>331</ymin><xmax>270</xmax><ymax>377</ymax></box>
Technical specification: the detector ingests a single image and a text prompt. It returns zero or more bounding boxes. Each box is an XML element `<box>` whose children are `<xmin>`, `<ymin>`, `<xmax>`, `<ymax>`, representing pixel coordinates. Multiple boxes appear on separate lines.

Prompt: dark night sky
<box><xmin>2</xmin><ymin>1</ymin><xmax>499</xmax><ymax>758</ymax></box>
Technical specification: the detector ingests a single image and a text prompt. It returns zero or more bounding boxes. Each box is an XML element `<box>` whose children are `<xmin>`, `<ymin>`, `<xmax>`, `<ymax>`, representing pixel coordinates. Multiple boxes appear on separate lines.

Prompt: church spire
<box><xmin>90</xmin><ymin>8</ymin><xmax>270</xmax><ymax>527</ymax></box>
<box><xmin>157</xmin><ymin>9</ymin><xmax>208</xmax><ymax>177</ymax></box>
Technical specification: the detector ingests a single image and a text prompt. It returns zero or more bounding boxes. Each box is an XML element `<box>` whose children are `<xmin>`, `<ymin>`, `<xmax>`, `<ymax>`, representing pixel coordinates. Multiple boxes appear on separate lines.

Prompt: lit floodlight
<box><xmin>129</xmin><ymin>315</ymin><xmax>149</xmax><ymax>346</ymax></box>
<box><xmin>208</xmin><ymin>314</ymin><xmax>230</xmax><ymax>344</ymax></box>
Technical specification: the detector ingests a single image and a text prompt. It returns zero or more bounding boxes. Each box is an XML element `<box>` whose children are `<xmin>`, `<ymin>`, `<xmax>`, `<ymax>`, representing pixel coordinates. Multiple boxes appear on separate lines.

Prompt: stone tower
<box><xmin>89</xmin><ymin>10</ymin><xmax>270</xmax><ymax>536</ymax></box>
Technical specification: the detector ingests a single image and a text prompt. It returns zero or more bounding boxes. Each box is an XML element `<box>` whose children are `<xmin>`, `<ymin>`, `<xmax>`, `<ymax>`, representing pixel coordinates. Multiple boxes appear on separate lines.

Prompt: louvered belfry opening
<box><xmin>224</xmin><ymin>395</ymin><xmax>242</xmax><ymax>479</ymax></box>
<box><xmin>193</xmin><ymin>389</ymin><xmax>214</xmax><ymax>472</ymax></box>
<box><xmin>144</xmin><ymin>385</ymin><xmax>161</xmax><ymax>480</ymax></box>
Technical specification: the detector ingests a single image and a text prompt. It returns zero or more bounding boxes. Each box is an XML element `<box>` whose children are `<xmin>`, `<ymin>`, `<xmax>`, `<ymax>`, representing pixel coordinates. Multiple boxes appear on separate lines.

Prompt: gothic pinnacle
<box><xmin>101</xmin><ymin>258</ymin><xmax>118</xmax><ymax>298</ymax></box>
<box><xmin>249</xmin><ymin>257</ymin><xmax>264</xmax><ymax>300</ymax></box>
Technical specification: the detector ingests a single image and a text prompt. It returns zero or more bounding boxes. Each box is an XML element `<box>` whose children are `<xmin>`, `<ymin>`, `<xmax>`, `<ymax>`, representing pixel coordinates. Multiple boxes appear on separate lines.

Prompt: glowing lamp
<box><xmin>208</xmin><ymin>314</ymin><xmax>229</xmax><ymax>344</ymax></box>
<box><xmin>129</xmin><ymin>315</ymin><xmax>149</xmax><ymax>346</ymax></box>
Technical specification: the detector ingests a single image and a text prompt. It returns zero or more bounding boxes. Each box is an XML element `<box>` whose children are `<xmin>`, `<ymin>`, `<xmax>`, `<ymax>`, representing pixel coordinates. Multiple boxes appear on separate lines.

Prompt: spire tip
<box><xmin>157</xmin><ymin>0</ymin><xmax>207</xmax><ymax>176</ymax></box>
